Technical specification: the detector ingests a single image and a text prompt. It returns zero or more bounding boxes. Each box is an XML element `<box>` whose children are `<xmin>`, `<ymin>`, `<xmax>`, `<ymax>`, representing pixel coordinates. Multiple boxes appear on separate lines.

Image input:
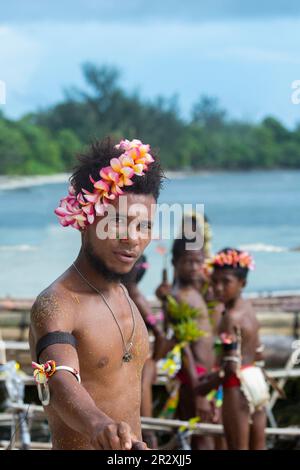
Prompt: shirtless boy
<box><xmin>29</xmin><ymin>137</ymin><xmax>164</xmax><ymax>450</ymax></box>
<box><xmin>211</xmin><ymin>248</ymin><xmax>267</xmax><ymax>450</ymax></box>
<box><xmin>170</xmin><ymin>237</ymin><xmax>215</xmax><ymax>450</ymax></box>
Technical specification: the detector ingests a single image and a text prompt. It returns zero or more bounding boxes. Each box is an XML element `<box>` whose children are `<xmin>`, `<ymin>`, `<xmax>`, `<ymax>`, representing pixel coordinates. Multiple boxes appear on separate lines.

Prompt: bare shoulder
<box><xmin>30</xmin><ymin>282</ymin><xmax>76</xmax><ymax>337</ymax></box>
<box><xmin>238</xmin><ymin>299</ymin><xmax>258</xmax><ymax>323</ymax></box>
<box><xmin>176</xmin><ymin>286</ymin><xmax>207</xmax><ymax>311</ymax></box>
<box><xmin>230</xmin><ymin>299</ymin><xmax>259</xmax><ymax>339</ymax></box>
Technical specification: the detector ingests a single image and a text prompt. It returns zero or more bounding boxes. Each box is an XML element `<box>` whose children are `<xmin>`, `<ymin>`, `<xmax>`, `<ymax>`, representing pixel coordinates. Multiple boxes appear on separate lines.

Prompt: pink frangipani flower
<box><xmin>54</xmin><ymin>186</ymin><xmax>87</xmax><ymax>230</ymax></box>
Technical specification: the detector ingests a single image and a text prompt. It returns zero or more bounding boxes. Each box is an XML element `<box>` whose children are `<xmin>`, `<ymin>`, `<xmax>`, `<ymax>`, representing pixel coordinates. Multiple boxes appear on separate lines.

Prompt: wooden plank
<box><xmin>141</xmin><ymin>417</ymin><xmax>300</xmax><ymax>436</ymax></box>
<box><xmin>4</xmin><ymin>341</ymin><xmax>29</xmax><ymax>351</ymax></box>
<box><xmin>0</xmin><ymin>367</ymin><xmax>299</xmax><ymax>387</ymax></box>
<box><xmin>267</xmin><ymin>369</ymin><xmax>300</xmax><ymax>379</ymax></box>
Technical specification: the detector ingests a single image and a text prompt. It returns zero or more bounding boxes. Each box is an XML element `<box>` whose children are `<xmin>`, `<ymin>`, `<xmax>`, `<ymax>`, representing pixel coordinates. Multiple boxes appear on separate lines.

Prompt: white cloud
<box><xmin>1</xmin><ymin>18</ymin><xmax>299</xmax><ymax>125</ymax></box>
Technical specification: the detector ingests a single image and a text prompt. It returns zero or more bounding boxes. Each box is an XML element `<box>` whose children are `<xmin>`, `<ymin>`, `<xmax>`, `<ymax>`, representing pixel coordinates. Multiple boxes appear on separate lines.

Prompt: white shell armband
<box><xmin>32</xmin><ymin>360</ymin><xmax>81</xmax><ymax>406</ymax></box>
<box><xmin>222</xmin><ymin>356</ymin><xmax>241</xmax><ymax>364</ymax></box>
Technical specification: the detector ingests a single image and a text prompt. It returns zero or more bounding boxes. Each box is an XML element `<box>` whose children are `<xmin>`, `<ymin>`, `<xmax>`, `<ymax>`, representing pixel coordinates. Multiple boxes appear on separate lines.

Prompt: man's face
<box><xmin>211</xmin><ymin>268</ymin><xmax>246</xmax><ymax>304</ymax></box>
<box><xmin>82</xmin><ymin>192</ymin><xmax>156</xmax><ymax>278</ymax></box>
<box><xmin>175</xmin><ymin>250</ymin><xmax>205</xmax><ymax>284</ymax></box>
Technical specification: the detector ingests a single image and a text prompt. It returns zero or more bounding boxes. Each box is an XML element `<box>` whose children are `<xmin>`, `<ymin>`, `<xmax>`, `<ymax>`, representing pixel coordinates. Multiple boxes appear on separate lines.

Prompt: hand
<box><xmin>132</xmin><ymin>440</ymin><xmax>149</xmax><ymax>450</ymax></box>
<box><xmin>195</xmin><ymin>396</ymin><xmax>212</xmax><ymax>423</ymax></box>
<box><xmin>210</xmin><ymin>401</ymin><xmax>221</xmax><ymax>424</ymax></box>
<box><xmin>90</xmin><ymin>421</ymin><xmax>148</xmax><ymax>450</ymax></box>
<box><xmin>155</xmin><ymin>282</ymin><xmax>171</xmax><ymax>301</ymax></box>
<box><xmin>142</xmin><ymin>430</ymin><xmax>158</xmax><ymax>449</ymax></box>
<box><xmin>195</xmin><ymin>371</ymin><xmax>222</xmax><ymax>396</ymax></box>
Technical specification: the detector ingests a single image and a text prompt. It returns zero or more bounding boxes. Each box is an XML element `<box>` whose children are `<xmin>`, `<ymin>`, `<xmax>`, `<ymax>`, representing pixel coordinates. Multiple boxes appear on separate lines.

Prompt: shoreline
<box><xmin>1</xmin><ymin>289</ymin><xmax>300</xmax><ymax>303</ymax></box>
<box><xmin>0</xmin><ymin>173</ymin><xmax>71</xmax><ymax>191</ymax></box>
<box><xmin>1</xmin><ymin>169</ymin><xmax>300</xmax><ymax>190</ymax></box>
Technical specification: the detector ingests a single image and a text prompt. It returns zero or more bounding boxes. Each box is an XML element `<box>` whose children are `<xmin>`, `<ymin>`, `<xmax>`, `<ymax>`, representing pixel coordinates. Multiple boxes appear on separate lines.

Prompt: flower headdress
<box><xmin>207</xmin><ymin>249</ymin><xmax>255</xmax><ymax>271</ymax></box>
<box><xmin>54</xmin><ymin>139</ymin><xmax>155</xmax><ymax>230</ymax></box>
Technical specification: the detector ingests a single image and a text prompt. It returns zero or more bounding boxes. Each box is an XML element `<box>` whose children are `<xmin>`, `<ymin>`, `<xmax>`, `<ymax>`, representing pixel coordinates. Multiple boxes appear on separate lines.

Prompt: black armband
<box><xmin>222</xmin><ymin>341</ymin><xmax>238</xmax><ymax>352</ymax></box>
<box><xmin>36</xmin><ymin>331</ymin><xmax>77</xmax><ymax>362</ymax></box>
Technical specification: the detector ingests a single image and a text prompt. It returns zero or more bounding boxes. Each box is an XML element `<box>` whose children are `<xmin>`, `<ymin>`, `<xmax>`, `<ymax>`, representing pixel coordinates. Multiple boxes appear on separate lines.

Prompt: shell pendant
<box><xmin>122</xmin><ymin>352</ymin><xmax>133</xmax><ymax>362</ymax></box>
<box><xmin>123</xmin><ymin>342</ymin><xmax>133</xmax><ymax>362</ymax></box>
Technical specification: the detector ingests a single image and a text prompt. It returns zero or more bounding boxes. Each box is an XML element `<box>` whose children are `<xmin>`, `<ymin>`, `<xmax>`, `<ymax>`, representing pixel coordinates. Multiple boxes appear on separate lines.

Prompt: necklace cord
<box><xmin>72</xmin><ymin>263</ymin><xmax>136</xmax><ymax>357</ymax></box>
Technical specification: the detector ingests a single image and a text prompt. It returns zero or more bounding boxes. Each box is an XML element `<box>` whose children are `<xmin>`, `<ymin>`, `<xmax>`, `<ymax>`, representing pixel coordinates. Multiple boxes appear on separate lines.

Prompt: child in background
<box><xmin>196</xmin><ymin>248</ymin><xmax>268</xmax><ymax>450</ymax></box>
<box><xmin>169</xmin><ymin>237</ymin><xmax>215</xmax><ymax>450</ymax></box>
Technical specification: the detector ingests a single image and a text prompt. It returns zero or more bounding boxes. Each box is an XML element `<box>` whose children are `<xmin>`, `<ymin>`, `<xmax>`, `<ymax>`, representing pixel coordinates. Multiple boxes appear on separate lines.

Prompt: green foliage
<box><xmin>56</xmin><ymin>129</ymin><xmax>82</xmax><ymax>170</ymax></box>
<box><xmin>173</xmin><ymin>321</ymin><xmax>206</xmax><ymax>343</ymax></box>
<box><xmin>0</xmin><ymin>119</ymin><xmax>31</xmax><ymax>174</ymax></box>
<box><xmin>166</xmin><ymin>295</ymin><xmax>200</xmax><ymax>322</ymax></box>
<box><xmin>166</xmin><ymin>295</ymin><xmax>206</xmax><ymax>343</ymax></box>
<box><xmin>1</xmin><ymin>63</ymin><xmax>300</xmax><ymax>175</ymax></box>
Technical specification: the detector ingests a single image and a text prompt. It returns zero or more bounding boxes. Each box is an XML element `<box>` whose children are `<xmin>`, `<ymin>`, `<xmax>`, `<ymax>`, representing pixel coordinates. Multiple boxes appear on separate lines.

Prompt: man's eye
<box><xmin>111</xmin><ymin>217</ymin><xmax>126</xmax><ymax>225</ymax></box>
<box><xmin>139</xmin><ymin>221</ymin><xmax>151</xmax><ymax>231</ymax></box>
<box><xmin>118</xmin><ymin>219</ymin><xmax>127</xmax><ymax>226</ymax></box>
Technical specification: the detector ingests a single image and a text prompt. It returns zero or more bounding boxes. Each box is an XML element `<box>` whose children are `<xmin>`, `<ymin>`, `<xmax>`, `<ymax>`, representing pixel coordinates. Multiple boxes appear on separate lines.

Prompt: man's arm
<box><xmin>30</xmin><ymin>290</ymin><xmax>146</xmax><ymax>450</ymax></box>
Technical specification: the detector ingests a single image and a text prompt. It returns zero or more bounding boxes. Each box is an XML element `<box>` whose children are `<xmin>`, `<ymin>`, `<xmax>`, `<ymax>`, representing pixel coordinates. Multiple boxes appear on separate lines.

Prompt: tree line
<box><xmin>1</xmin><ymin>63</ymin><xmax>300</xmax><ymax>175</ymax></box>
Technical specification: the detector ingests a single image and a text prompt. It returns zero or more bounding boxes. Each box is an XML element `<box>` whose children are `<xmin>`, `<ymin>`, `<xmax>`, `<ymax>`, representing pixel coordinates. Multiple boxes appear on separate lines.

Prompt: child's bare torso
<box><xmin>172</xmin><ymin>285</ymin><xmax>214</xmax><ymax>369</ymax></box>
<box><xmin>218</xmin><ymin>297</ymin><xmax>259</xmax><ymax>365</ymax></box>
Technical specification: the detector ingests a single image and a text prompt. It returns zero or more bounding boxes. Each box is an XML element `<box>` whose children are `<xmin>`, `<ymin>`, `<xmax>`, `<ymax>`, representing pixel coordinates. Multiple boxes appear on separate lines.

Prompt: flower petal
<box><xmin>133</xmin><ymin>164</ymin><xmax>144</xmax><ymax>175</ymax></box>
<box><xmin>121</xmin><ymin>166</ymin><xmax>134</xmax><ymax>178</ymax></box>
<box><xmin>110</xmin><ymin>158</ymin><xmax>121</xmax><ymax>172</ymax></box>
<box><xmin>119</xmin><ymin>155</ymin><xmax>134</xmax><ymax>167</ymax></box>
<box><xmin>95</xmin><ymin>199</ymin><xmax>105</xmax><ymax>215</ymax></box>
<box><xmin>93</xmin><ymin>180</ymin><xmax>110</xmax><ymax>192</ymax></box>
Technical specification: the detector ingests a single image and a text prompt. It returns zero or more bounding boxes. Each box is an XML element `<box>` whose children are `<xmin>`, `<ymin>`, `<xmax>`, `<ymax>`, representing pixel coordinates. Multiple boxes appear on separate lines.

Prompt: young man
<box><xmin>170</xmin><ymin>237</ymin><xmax>215</xmax><ymax>450</ymax></box>
<box><xmin>29</xmin><ymin>137</ymin><xmax>164</xmax><ymax>450</ymax></box>
<box><xmin>210</xmin><ymin>248</ymin><xmax>268</xmax><ymax>450</ymax></box>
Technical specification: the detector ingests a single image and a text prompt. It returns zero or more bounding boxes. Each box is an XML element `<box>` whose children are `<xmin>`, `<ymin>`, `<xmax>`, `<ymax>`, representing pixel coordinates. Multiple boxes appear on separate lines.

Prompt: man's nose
<box><xmin>191</xmin><ymin>262</ymin><xmax>201</xmax><ymax>271</ymax></box>
<box><xmin>118</xmin><ymin>228</ymin><xmax>139</xmax><ymax>247</ymax></box>
<box><xmin>214</xmin><ymin>283</ymin><xmax>223</xmax><ymax>294</ymax></box>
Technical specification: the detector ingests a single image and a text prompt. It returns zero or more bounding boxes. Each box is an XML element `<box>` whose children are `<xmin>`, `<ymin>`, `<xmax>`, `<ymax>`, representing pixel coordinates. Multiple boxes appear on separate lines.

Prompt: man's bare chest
<box><xmin>73</xmin><ymin>301</ymin><xmax>149</xmax><ymax>377</ymax></box>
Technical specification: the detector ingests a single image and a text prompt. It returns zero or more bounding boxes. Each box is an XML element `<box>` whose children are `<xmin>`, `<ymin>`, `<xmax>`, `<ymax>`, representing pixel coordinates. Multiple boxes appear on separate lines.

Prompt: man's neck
<box><xmin>73</xmin><ymin>251</ymin><xmax>120</xmax><ymax>294</ymax></box>
<box><xmin>225</xmin><ymin>295</ymin><xmax>242</xmax><ymax>311</ymax></box>
<box><xmin>176</xmin><ymin>278</ymin><xmax>194</xmax><ymax>289</ymax></box>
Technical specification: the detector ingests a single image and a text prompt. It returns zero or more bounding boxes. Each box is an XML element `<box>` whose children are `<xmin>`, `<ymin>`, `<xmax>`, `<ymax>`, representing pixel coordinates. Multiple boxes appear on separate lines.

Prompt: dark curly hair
<box><xmin>172</xmin><ymin>236</ymin><xmax>204</xmax><ymax>263</ymax></box>
<box><xmin>70</xmin><ymin>136</ymin><xmax>165</xmax><ymax>200</ymax></box>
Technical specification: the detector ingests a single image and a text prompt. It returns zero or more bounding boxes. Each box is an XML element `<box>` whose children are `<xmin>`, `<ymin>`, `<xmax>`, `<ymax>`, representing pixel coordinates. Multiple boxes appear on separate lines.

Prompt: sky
<box><xmin>0</xmin><ymin>0</ymin><xmax>299</xmax><ymax>127</ymax></box>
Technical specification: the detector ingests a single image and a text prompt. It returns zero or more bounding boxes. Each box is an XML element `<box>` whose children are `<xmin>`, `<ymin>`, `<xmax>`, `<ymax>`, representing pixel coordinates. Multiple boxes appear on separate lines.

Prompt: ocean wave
<box><xmin>0</xmin><ymin>244</ymin><xmax>37</xmax><ymax>252</ymax></box>
<box><xmin>0</xmin><ymin>174</ymin><xmax>70</xmax><ymax>191</ymax></box>
<box><xmin>238</xmin><ymin>243</ymin><xmax>288</xmax><ymax>253</ymax></box>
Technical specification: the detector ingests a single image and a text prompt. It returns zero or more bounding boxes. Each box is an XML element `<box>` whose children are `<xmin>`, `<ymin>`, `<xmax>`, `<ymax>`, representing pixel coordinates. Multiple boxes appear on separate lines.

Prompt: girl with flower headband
<box><xmin>29</xmin><ymin>136</ymin><xmax>164</xmax><ymax>450</ymax></box>
<box><xmin>194</xmin><ymin>247</ymin><xmax>269</xmax><ymax>450</ymax></box>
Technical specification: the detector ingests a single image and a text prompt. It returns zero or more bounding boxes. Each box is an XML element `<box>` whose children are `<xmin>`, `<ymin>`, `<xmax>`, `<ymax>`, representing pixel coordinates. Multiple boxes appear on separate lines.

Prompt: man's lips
<box><xmin>113</xmin><ymin>251</ymin><xmax>138</xmax><ymax>264</ymax></box>
<box><xmin>190</xmin><ymin>271</ymin><xmax>201</xmax><ymax>278</ymax></box>
<box><xmin>215</xmin><ymin>293</ymin><xmax>226</xmax><ymax>301</ymax></box>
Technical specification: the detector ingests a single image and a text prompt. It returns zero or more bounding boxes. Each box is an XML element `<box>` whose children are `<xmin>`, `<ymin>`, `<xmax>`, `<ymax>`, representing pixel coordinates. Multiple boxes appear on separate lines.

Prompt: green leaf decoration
<box><xmin>166</xmin><ymin>295</ymin><xmax>201</xmax><ymax>322</ymax></box>
<box><xmin>166</xmin><ymin>295</ymin><xmax>206</xmax><ymax>342</ymax></box>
